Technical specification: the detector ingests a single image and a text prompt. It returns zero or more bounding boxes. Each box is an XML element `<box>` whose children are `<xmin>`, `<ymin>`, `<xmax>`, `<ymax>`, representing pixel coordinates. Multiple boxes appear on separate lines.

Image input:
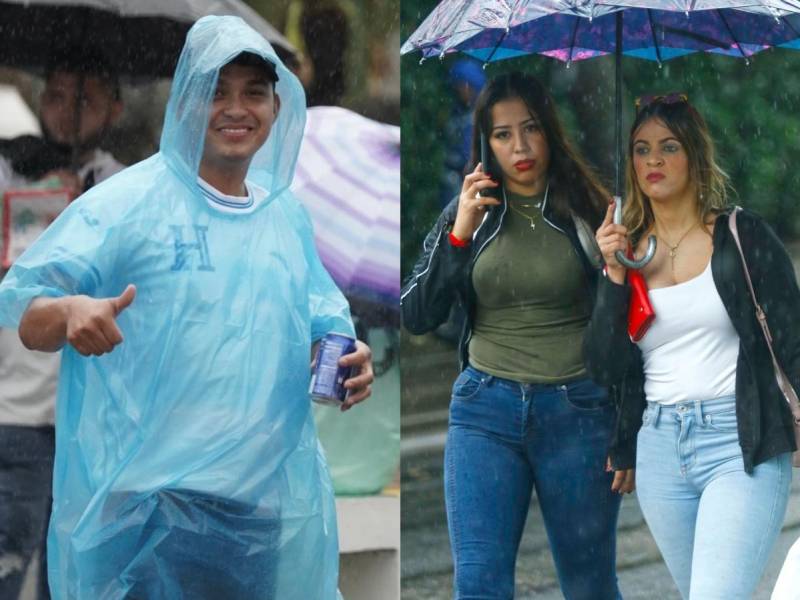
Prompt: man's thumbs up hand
<box><xmin>111</xmin><ymin>284</ymin><xmax>136</xmax><ymax>317</ymax></box>
<box><xmin>64</xmin><ymin>284</ymin><xmax>136</xmax><ymax>356</ymax></box>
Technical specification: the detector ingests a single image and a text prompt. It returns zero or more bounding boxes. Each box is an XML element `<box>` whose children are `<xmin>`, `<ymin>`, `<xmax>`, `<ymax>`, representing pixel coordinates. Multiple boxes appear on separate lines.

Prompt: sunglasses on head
<box><xmin>634</xmin><ymin>92</ymin><xmax>689</xmax><ymax>113</ymax></box>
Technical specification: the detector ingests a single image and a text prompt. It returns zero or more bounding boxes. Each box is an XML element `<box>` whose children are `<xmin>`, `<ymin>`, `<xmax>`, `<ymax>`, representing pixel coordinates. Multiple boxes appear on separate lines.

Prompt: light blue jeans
<box><xmin>636</xmin><ymin>395</ymin><xmax>792</xmax><ymax>599</ymax></box>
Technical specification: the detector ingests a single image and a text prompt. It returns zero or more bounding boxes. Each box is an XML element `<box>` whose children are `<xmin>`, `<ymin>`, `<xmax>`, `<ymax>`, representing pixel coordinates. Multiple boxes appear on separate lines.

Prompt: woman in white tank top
<box><xmin>587</xmin><ymin>95</ymin><xmax>797</xmax><ymax>599</ymax></box>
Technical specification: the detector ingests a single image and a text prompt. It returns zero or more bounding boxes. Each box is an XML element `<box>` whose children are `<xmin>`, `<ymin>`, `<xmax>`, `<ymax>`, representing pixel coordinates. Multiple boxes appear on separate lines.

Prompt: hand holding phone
<box><xmin>451</xmin><ymin>156</ymin><xmax>501</xmax><ymax>241</ymax></box>
<box><xmin>479</xmin><ymin>132</ymin><xmax>502</xmax><ymax>199</ymax></box>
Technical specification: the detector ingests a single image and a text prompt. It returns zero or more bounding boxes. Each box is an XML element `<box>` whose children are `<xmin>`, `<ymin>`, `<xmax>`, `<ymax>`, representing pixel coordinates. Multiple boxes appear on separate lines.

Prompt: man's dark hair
<box><xmin>227</xmin><ymin>52</ymin><xmax>279</xmax><ymax>87</ymax></box>
<box><xmin>44</xmin><ymin>47</ymin><xmax>121</xmax><ymax>100</ymax></box>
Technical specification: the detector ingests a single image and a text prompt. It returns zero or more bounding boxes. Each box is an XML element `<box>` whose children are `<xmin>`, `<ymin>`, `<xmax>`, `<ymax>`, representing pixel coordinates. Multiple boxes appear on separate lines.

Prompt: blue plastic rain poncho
<box><xmin>0</xmin><ymin>16</ymin><xmax>353</xmax><ymax>600</ymax></box>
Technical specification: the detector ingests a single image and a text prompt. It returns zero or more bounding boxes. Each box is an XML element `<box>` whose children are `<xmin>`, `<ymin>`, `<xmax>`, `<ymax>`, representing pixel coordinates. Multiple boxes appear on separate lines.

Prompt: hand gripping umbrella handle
<box><xmin>612</xmin><ymin>196</ymin><xmax>657</xmax><ymax>270</ymax></box>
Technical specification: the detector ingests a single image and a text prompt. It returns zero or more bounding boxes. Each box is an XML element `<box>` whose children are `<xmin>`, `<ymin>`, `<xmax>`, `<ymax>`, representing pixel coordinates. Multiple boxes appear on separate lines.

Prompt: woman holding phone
<box><xmin>586</xmin><ymin>93</ymin><xmax>797</xmax><ymax>599</ymax></box>
<box><xmin>402</xmin><ymin>72</ymin><xmax>631</xmax><ymax>599</ymax></box>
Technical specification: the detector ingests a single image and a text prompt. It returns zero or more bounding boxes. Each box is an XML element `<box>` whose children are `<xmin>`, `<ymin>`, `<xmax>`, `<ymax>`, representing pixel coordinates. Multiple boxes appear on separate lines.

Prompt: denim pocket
<box><xmin>703</xmin><ymin>405</ymin><xmax>738</xmax><ymax>432</ymax></box>
<box><xmin>561</xmin><ymin>379</ymin><xmax>613</xmax><ymax>412</ymax></box>
<box><xmin>451</xmin><ymin>369</ymin><xmax>485</xmax><ymax>402</ymax></box>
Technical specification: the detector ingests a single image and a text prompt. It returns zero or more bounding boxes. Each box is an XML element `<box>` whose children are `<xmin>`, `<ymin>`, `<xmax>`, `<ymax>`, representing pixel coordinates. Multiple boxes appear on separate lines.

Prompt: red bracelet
<box><xmin>448</xmin><ymin>231</ymin><xmax>470</xmax><ymax>247</ymax></box>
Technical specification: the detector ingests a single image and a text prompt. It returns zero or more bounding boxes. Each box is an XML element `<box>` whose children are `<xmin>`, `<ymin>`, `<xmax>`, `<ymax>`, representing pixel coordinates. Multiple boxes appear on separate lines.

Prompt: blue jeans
<box><xmin>445</xmin><ymin>366</ymin><xmax>622</xmax><ymax>600</ymax></box>
<box><xmin>636</xmin><ymin>396</ymin><xmax>792</xmax><ymax>599</ymax></box>
<box><xmin>0</xmin><ymin>425</ymin><xmax>53</xmax><ymax>600</ymax></box>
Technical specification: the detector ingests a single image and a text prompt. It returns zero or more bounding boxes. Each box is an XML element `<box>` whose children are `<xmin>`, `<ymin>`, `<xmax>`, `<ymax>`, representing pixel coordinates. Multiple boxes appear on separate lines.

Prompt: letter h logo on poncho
<box><xmin>170</xmin><ymin>225</ymin><xmax>215</xmax><ymax>272</ymax></box>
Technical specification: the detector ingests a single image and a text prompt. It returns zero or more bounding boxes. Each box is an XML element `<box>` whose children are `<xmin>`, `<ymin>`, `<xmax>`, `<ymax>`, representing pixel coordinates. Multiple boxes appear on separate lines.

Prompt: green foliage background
<box><xmin>401</xmin><ymin>0</ymin><xmax>800</xmax><ymax>276</ymax></box>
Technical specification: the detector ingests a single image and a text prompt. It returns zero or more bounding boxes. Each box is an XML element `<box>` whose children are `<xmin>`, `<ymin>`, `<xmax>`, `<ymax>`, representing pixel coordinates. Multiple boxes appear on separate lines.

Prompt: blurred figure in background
<box><xmin>301</xmin><ymin>2</ymin><xmax>349</xmax><ymax>107</ymax></box>
<box><xmin>0</xmin><ymin>52</ymin><xmax>124</xmax><ymax>193</ymax></box>
<box><xmin>0</xmin><ymin>52</ymin><xmax>124</xmax><ymax>600</ymax></box>
<box><xmin>440</xmin><ymin>58</ymin><xmax>485</xmax><ymax>209</ymax></box>
<box><xmin>435</xmin><ymin>59</ymin><xmax>486</xmax><ymax>342</ymax></box>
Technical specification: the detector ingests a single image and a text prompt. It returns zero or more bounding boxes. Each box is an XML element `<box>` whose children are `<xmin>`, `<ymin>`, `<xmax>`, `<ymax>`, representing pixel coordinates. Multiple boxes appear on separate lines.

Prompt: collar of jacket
<box><xmin>460</xmin><ymin>186</ymin><xmax>574</xmax><ymax>249</ymax></box>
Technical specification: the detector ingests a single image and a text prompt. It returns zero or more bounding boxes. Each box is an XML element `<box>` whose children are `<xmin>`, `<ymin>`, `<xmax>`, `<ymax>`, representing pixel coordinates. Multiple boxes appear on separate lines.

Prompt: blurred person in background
<box><xmin>440</xmin><ymin>58</ymin><xmax>485</xmax><ymax>209</ymax></box>
<box><xmin>0</xmin><ymin>52</ymin><xmax>124</xmax><ymax>193</ymax></box>
<box><xmin>434</xmin><ymin>59</ymin><xmax>486</xmax><ymax>343</ymax></box>
<box><xmin>301</xmin><ymin>2</ymin><xmax>349</xmax><ymax>107</ymax></box>
<box><xmin>0</xmin><ymin>52</ymin><xmax>124</xmax><ymax>600</ymax></box>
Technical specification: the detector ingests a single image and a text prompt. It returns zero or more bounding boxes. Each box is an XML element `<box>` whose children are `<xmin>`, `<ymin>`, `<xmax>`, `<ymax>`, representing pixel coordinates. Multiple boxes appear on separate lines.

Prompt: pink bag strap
<box><xmin>728</xmin><ymin>207</ymin><xmax>800</xmax><ymax>424</ymax></box>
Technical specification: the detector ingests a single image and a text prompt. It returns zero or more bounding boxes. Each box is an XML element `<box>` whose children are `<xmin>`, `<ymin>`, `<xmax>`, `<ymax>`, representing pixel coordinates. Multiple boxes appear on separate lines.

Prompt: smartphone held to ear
<box><xmin>479</xmin><ymin>132</ymin><xmax>502</xmax><ymax>199</ymax></box>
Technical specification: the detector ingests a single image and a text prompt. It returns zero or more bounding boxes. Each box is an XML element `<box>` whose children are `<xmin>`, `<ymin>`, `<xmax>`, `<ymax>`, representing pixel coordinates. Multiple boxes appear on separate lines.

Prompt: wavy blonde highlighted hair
<box><xmin>623</xmin><ymin>99</ymin><xmax>731</xmax><ymax>241</ymax></box>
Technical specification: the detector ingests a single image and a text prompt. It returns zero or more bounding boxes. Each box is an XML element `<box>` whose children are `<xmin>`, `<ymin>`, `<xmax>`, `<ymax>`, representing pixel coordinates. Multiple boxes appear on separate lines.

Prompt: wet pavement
<box><xmin>401</xmin><ymin>439</ymin><xmax>800</xmax><ymax>599</ymax></box>
<box><xmin>401</xmin><ymin>246</ymin><xmax>800</xmax><ymax>599</ymax></box>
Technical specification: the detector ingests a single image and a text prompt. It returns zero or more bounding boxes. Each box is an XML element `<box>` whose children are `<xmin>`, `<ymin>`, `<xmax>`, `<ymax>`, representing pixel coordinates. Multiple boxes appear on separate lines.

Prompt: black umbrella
<box><xmin>0</xmin><ymin>0</ymin><xmax>296</xmax><ymax>79</ymax></box>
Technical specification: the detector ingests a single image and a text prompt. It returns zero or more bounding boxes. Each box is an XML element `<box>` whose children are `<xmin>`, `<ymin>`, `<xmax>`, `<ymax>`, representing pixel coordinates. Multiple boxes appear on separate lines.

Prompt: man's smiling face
<box><xmin>201</xmin><ymin>62</ymin><xmax>280</xmax><ymax>174</ymax></box>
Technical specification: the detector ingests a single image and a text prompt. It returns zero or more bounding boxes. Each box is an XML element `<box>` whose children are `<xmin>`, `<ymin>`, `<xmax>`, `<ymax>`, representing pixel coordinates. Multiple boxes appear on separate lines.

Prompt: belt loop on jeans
<box><xmin>694</xmin><ymin>399</ymin><xmax>704</xmax><ymax>425</ymax></box>
<box><xmin>651</xmin><ymin>402</ymin><xmax>662</xmax><ymax>427</ymax></box>
<box><xmin>484</xmin><ymin>375</ymin><xmax>494</xmax><ymax>387</ymax></box>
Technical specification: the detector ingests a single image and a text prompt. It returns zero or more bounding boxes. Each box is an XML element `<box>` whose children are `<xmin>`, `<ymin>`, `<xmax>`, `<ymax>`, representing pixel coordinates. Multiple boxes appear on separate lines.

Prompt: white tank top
<box><xmin>635</xmin><ymin>261</ymin><xmax>739</xmax><ymax>405</ymax></box>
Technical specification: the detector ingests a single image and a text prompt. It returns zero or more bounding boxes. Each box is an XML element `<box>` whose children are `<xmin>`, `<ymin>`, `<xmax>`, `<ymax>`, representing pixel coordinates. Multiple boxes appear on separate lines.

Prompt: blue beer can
<box><xmin>310</xmin><ymin>332</ymin><xmax>357</xmax><ymax>406</ymax></box>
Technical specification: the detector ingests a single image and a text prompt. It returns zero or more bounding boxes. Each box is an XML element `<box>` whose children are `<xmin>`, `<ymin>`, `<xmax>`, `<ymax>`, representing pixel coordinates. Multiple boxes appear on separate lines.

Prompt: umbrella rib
<box><xmin>478</xmin><ymin>0</ymin><xmax>519</xmax><ymax>64</ymax></box>
<box><xmin>781</xmin><ymin>16</ymin><xmax>800</xmax><ymax>38</ymax></box>
<box><xmin>646</xmin><ymin>9</ymin><xmax>663</xmax><ymax>65</ymax></box>
<box><xmin>484</xmin><ymin>27</ymin><xmax>510</xmax><ymax>63</ymax></box>
<box><xmin>567</xmin><ymin>15</ymin><xmax>580</xmax><ymax>65</ymax></box>
<box><xmin>715</xmin><ymin>9</ymin><xmax>749</xmax><ymax>61</ymax></box>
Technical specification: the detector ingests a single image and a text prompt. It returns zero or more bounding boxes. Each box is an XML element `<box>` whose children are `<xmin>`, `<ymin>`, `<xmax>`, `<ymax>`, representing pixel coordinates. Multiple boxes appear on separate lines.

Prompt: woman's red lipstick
<box><xmin>646</xmin><ymin>172</ymin><xmax>665</xmax><ymax>183</ymax></box>
<box><xmin>514</xmin><ymin>160</ymin><xmax>535</xmax><ymax>172</ymax></box>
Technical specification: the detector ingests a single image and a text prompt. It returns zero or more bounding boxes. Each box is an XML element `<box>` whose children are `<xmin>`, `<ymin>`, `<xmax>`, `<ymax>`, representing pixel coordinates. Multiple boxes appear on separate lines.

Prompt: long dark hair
<box><xmin>469</xmin><ymin>72</ymin><xmax>608</xmax><ymax>228</ymax></box>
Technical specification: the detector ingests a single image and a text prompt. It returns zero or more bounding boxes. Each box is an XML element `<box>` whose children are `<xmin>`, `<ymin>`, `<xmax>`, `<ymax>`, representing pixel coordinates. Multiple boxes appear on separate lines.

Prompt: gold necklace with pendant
<box><xmin>509</xmin><ymin>202</ymin><xmax>538</xmax><ymax>230</ymax></box>
<box><xmin>517</xmin><ymin>200</ymin><xmax>542</xmax><ymax>209</ymax></box>
<box><xmin>506</xmin><ymin>184</ymin><xmax>548</xmax><ymax>231</ymax></box>
<box><xmin>657</xmin><ymin>221</ymin><xmax>699</xmax><ymax>271</ymax></box>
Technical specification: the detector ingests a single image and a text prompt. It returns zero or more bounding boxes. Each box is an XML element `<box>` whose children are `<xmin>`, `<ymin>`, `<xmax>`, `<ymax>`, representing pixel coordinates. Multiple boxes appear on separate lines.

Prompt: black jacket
<box><xmin>401</xmin><ymin>192</ymin><xmax>600</xmax><ymax>371</ymax></box>
<box><xmin>584</xmin><ymin>208</ymin><xmax>800</xmax><ymax>473</ymax></box>
<box><xmin>0</xmin><ymin>135</ymin><xmax>72</xmax><ymax>180</ymax></box>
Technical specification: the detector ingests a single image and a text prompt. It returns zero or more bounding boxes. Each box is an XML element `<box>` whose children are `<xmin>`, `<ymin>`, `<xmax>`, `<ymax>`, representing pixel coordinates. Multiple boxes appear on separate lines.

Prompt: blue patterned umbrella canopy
<box><xmin>402</xmin><ymin>0</ymin><xmax>800</xmax><ymax>64</ymax></box>
<box><xmin>402</xmin><ymin>0</ymin><xmax>800</xmax><ymax>268</ymax></box>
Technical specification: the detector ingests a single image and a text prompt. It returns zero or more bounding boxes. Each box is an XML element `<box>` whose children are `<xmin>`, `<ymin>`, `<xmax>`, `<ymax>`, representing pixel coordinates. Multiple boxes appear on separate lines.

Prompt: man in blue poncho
<box><xmin>0</xmin><ymin>16</ymin><xmax>372</xmax><ymax>599</ymax></box>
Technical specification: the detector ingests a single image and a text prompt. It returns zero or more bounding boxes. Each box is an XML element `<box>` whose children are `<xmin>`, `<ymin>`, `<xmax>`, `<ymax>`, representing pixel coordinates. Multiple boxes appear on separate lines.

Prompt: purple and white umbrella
<box><xmin>292</xmin><ymin>106</ymin><xmax>400</xmax><ymax>309</ymax></box>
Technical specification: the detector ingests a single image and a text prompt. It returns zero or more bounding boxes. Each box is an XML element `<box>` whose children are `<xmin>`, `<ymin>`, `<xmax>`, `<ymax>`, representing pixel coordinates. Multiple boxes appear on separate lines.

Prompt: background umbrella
<box><xmin>291</xmin><ymin>106</ymin><xmax>400</xmax><ymax>324</ymax></box>
<box><xmin>0</xmin><ymin>0</ymin><xmax>297</xmax><ymax>175</ymax></box>
<box><xmin>0</xmin><ymin>0</ymin><xmax>296</xmax><ymax>78</ymax></box>
<box><xmin>297</xmin><ymin>106</ymin><xmax>401</xmax><ymax>496</ymax></box>
<box><xmin>402</xmin><ymin>0</ymin><xmax>800</xmax><ymax>268</ymax></box>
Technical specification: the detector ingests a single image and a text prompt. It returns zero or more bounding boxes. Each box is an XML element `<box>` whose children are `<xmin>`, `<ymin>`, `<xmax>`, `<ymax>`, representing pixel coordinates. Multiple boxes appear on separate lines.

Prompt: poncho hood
<box><xmin>161</xmin><ymin>15</ymin><xmax>306</xmax><ymax>202</ymax></box>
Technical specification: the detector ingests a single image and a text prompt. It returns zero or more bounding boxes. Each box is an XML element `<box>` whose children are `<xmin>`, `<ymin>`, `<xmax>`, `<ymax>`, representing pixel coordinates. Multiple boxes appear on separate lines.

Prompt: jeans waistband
<box><xmin>646</xmin><ymin>395</ymin><xmax>736</xmax><ymax>427</ymax></box>
<box><xmin>464</xmin><ymin>364</ymin><xmax>576</xmax><ymax>393</ymax></box>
